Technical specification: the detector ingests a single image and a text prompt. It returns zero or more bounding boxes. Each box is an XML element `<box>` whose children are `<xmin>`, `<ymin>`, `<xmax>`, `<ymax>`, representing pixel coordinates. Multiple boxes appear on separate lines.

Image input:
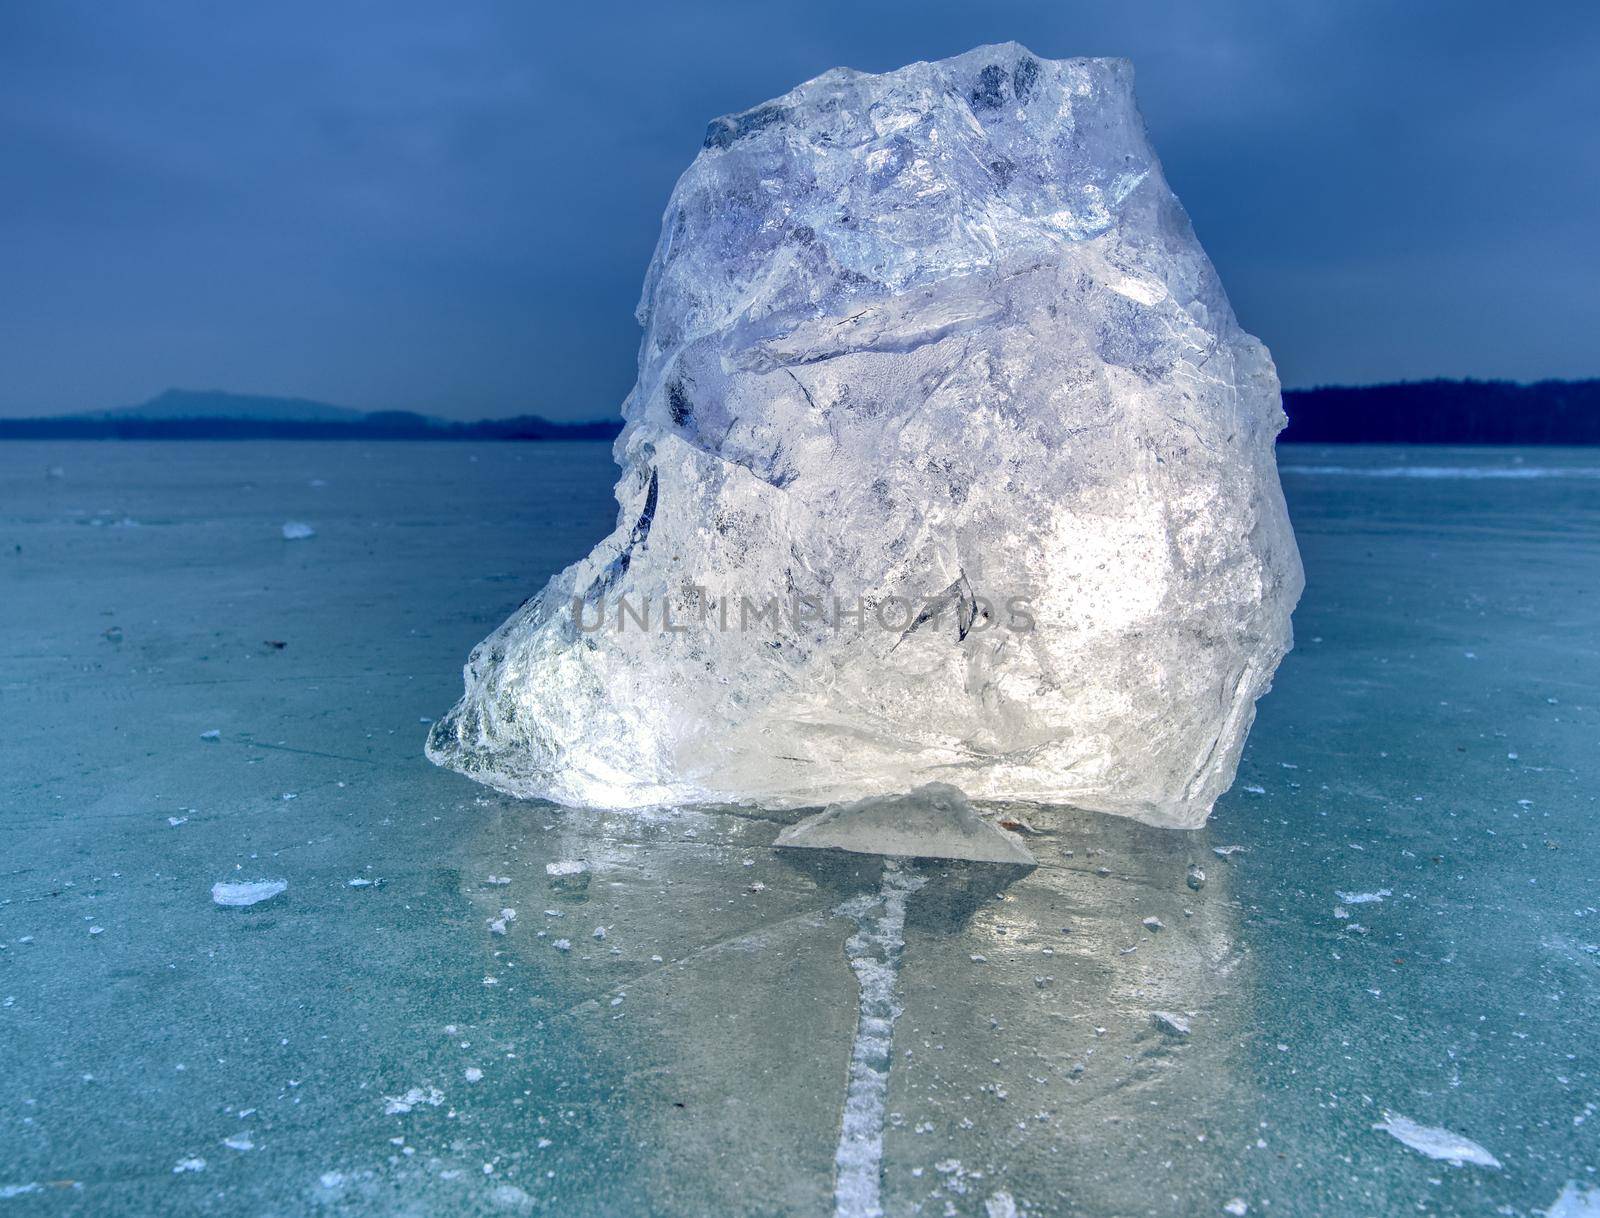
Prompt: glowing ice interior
<box><xmin>428</xmin><ymin>43</ymin><xmax>1303</xmax><ymax>828</ymax></box>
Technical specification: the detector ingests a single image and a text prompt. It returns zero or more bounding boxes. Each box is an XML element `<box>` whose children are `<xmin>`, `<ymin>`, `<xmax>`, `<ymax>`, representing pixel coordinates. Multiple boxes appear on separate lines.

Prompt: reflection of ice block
<box><xmin>775</xmin><ymin>784</ymin><xmax>1035</xmax><ymax>864</ymax></box>
<box><xmin>428</xmin><ymin>43</ymin><xmax>1303</xmax><ymax>828</ymax></box>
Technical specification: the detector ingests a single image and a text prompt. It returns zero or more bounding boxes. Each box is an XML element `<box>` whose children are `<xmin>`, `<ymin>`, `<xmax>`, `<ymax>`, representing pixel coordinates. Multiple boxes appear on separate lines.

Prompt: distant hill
<box><xmin>88</xmin><ymin>388</ymin><xmax>369</xmax><ymax>423</ymax></box>
<box><xmin>0</xmin><ymin>388</ymin><xmax>622</xmax><ymax>441</ymax></box>
<box><xmin>4</xmin><ymin>379</ymin><xmax>1597</xmax><ymax>444</ymax></box>
<box><xmin>1282</xmin><ymin>379</ymin><xmax>1600</xmax><ymax>444</ymax></box>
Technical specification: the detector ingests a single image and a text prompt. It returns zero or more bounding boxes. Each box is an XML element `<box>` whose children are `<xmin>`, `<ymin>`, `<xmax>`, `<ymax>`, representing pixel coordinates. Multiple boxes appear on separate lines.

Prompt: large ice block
<box><xmin>428</xmin><ymin>43</ymin><xmax>1303</xmax><ymax>828</ymax></box>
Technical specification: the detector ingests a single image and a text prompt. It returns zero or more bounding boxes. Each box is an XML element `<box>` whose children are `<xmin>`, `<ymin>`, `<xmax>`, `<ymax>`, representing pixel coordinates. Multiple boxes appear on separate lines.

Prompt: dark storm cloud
<box><xmin>1</xmin><ymin>0</ymin><xmax>1596</xmax><ymax>419</ymax></box>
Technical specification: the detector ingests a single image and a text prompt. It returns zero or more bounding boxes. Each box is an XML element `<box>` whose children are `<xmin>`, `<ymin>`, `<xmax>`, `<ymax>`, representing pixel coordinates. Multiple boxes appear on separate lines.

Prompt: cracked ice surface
<box><xmin>428</xmin><ymin>43</ymin><xmax>1302</xmax><ymax>827</ymax></box>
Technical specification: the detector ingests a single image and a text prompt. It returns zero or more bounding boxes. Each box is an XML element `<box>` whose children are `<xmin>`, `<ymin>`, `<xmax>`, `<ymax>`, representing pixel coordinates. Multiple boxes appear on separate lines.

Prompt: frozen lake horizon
<box><xmin>1</xmin><ymin>440</ymin><xmax>1596</xmax><ymax>1216</ymax></box>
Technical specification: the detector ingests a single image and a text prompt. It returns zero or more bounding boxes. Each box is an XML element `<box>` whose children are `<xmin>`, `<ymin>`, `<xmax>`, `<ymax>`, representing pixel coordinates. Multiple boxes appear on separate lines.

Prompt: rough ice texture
<box><xmin>775</xmin><ymin>783</ymin><xmax>1036</xmax><ymax>864</ymax></box>
<box><xmin>428</xmin><ymin>43</ymin><xmax>1303</xmax><ymax>828</ymax></box>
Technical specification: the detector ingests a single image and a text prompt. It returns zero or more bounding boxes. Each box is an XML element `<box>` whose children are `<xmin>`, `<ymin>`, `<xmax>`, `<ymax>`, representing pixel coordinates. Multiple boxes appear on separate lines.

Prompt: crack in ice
<box><xmin>832</xmin><ymin>860</ymin><xmax>926</xmax><ymax>1218</ymax></box>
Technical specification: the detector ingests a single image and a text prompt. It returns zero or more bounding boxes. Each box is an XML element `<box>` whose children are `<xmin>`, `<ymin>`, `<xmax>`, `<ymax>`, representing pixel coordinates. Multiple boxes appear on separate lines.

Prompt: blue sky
<box><xmin>2</xmin><ymin>1</ymin><xmax>1595</xmax><ymax>419</ymax></box>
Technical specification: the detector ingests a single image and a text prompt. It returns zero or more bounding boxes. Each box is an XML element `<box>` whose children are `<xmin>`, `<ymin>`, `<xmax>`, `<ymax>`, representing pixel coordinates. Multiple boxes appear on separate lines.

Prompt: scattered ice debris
<box><xmin>280</xmin><ymin>792</ymin><xmax>297</xmax><ymax>801</ymax></box>
<box><xmin>222</xmin><ymin>1134</ymin><xmax>254</xmax><ymax>1152</ymax></box>
<box><xmin>167</xmin><ymin>816</ymin><xmax>188</xmax><ymax>827</ymax></box>
<box><xmin>1213</xmin><ymin>845</ymin><xmax>1247</xmax><ymax>858</ymax></box>
<box><xmin>464</xmin><ymin>1067</ymin><xmax>484</xmax><ymax>1083</ymax></box>
<box><xmin>1142</xmin><ymin>917</ymin><xmax>1164</xmax><ymax>932</ymax></box>
<box><xmin>281</xmin><ymin>522</ymin><xmax>315</xmax><ymax>540</ymax></box>
<box><xmin>1151</xmin><ymin>1011</ymin><xmax>1191</xmax><ymax>1037</ymax></box>
<box><xmin>346</xmin><ymin>877</ymin><xmax>373</xmax><ymax>888</ymax></box>
<box><xmin>1546</xmin><ymin>1182</ymin><xmax>1600</xmax><ymax>1217</ymax></box>
<box><xmin>1374</xmin><ymin>1113</ymin><xmax>1500</xmax><ymax>1167</ymax></box>
<box><xmin>545</xmin><ymin>860</ymin><xmax>588</xmax><ymax>877</ymax></box>
<box><xmin>383</xmin><ymin>1086</ymin><xmax>444</xmax><ymax>1115</ymax></box>
<box><xmin>200</xmin><ymin>729</ymin><xmax>221</xmax><ymax>741</ymax></box>
<box><xmin>775</xmin><ymin>784</ymin><xmax>1036</xmax><ymax>864</ymax></box>
<box><xmin>1336</xmin><ymin>889</ymin><xmax>1392</xmax><ymax>905</ymax></box>
<box><xmin>211</xmin><ymin>879</ymin><xmax>287</xmax><ymax>907</ymax></box>
<box><xmin>172</xmin><ymin>1158</ymin><xmax>207</xmax><ymax>1173</ymax></box>
<box><xmin>1224</xmin><ymin>1200</ymin><xmax>1249</xmax><ymax>1216</ymax></box>
<box><xmin>488</xmin><ymin>909</ymin><xmax>516</xmax><ymax>936</ymax></box>
<box><xmin>552</xmin><ymin>939</ymin><xmax>572</xmax><ymax>952</ymax></box>
<box><xmin>484</xmin><ymin>875</ymin><xmax>512</xmax><ymax>885</ymax></box>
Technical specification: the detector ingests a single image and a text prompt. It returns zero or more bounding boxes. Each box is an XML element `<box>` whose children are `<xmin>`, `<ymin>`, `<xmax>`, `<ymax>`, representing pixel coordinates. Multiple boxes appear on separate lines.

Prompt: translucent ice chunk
<box><xmin>774</xmin><ymin>777</ymin><xmax>1036</xmax><ymax>864</ymax></box>
<box><xmin>428</xmin><ymin>43</ymin><xmax>1302</xmax><ymax>828</ymax></box>
<box><xmin>775</xmin><ymin>784</ymin><xmax>1034</xmax><ymax>864</ymax></box>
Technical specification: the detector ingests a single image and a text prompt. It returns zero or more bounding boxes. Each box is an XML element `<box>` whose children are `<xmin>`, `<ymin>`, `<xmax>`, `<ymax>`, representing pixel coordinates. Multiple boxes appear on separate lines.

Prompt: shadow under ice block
<box><xmin>428</xmin><ymin>43</ymin><xmax>1303</xmax><ymax>829</ymax></box>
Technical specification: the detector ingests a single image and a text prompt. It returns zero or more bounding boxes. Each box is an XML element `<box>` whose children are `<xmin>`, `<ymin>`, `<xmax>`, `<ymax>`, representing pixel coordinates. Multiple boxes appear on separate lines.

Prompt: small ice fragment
<box><xmin>488</xmin><ymin>909</ymin><xmax>516</xmax><ymax>935</ymax></box>
<box><xmin>211</xmin><ymin>879</ymin><xmax>287</xmax><ymax>907</ymax></box>
<box><xmin>281</xmin><ymin>522</ymin><xmax>315</xmax><ymax>540</ymax></box>
<box><xmin>319</xmin><ymin>1171</ymin><xmax>345</xmax><ymax>1189</ymax></box>
<box><xmin>1142</xmin><ymin>917</ymin><xmax>1164</xmax><ymax>932</ymax></box>
<box><xmin>1186</xmin><ymin>865</ymin><xmax>1206</xmax><ymax>890</ymax></box>
<box><xmin>1224</xmin><ymin>1201</ymin><xmax>1248</xmax><ymax>1216</ymax></box>
<box><xmin>1151</xmin><ymin>1011</ymin><xmax>1191</xmax><ymax>1037</ymax></box>
<box><xmin>552</xmin><ymin>939</ymin><xmax>572</xmax><ymax>952</ymax></box>
<box><xmin>1213</xmin><ymin>845</ymin><xmax>1247</xmax><ymax>857</ymax></box>
<box><xmin>172</xmin><ymin>1157</ymin><xmax>206</xmax><ymax>1173</ymax></box>
<box><xmin>970</xmin><ymin>954</ymin><xmax>988</xmax><ymax>963</ymax></box>
<box><xmin>1545</xmin><ymin>1182</ymin><xmax>1600</xmax><ymax>1217</ymax></box>
<box><xmin>1374</xmin><ymin>1113</ymin><xmax>1501</xmax><ymax>1167</ymax></box>
<box><xmin>167</xmin><ymin>816</ymin><xmax>188</xmax><ymax>827</ymax></box>
<box><xmin>985</xmin><ymin>1193</ymin><xmax>1018</xmax><ymax>1218</ymax></box>
<box><xmin>347</xmin><ymin>878</ymin><xmax>372</xmax><ymax>887</ymax></box>
<box><xmin>0</xmin><ymin>1185</ymin><xmax>41</xmax><ymax>1199</ymax></box>
<box><xmin>88</xmin><ymin>926</ymin><xmax>103</xmax><ymax>935</ymax></box>
<box><xmin>200</xmin><ymin>730</ymin><xmax>221</xmax><ymax>741</ymax></box>
<box><xmin>1242</xmin><ymin>786</ymin><xmax>1266</xmax><ymax>795</ymax></box>
<box><xmin>592</xmin><ymin>926</ymin><xmax>606</xmax><ymax>940</ymax></box>
<box><xmin>484</xmin><ymin>875</ymin><xmax>512</xmax><ymax>885</ymax></box>
<box><xmin>545</xmin><ymin>860</ymin><xmax>588</xmax><ymax>876</ymax></box>
<box><xmin>1335</xmin><ymin>889</ymin><xmax>1391</xmax><ymax>905</ymax></box>
<box><xmin>464</xmin><ymin>1067</ymin><xmax>483</xmax><ymax>1083</ymax></box>
<box><xmin>280</xmin><ymin>792</ymin><xmax>297</xmax><ymax>801</ymax></box>
<box><xmin>222</xmin><ymin>1134</ymin><xmax>254</xmax><ymax>1151</ymax></box>
<box><xmin>383</xmin><ymin>1086</ymin><xmax>444</xmax><ymax>1115</ymax></box>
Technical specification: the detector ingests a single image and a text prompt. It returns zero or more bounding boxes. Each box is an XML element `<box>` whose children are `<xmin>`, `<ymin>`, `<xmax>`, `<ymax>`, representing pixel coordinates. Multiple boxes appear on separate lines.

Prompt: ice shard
<box><xmin>428</xmin><ymin>43</ymin><xmax>1303</xmax><ymax>828</ymax></box>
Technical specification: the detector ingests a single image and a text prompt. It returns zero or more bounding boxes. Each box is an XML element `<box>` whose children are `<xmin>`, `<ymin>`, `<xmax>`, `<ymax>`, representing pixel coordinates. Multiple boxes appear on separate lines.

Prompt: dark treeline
<box><xmin>1281</xmin><ymin>379</ymin><xmax>1600</xmax><ymax>444</ymax></box>
<box><xmin>4</xmin><ymin>380</ymin><xmax>1598</xmax><ymax>443</ymax></box>
<box><xmin>0</xmin><ymin>411</ymin><xmax>624</xmax><ymax>441</ymax></box>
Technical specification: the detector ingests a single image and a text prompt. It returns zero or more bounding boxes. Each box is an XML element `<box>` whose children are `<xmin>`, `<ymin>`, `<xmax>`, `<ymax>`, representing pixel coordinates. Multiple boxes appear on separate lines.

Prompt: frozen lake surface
<box><xmin>1</xmin><ymin>441</ymin><xmax>1597</xmax><ymax>1216</ymax></box>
